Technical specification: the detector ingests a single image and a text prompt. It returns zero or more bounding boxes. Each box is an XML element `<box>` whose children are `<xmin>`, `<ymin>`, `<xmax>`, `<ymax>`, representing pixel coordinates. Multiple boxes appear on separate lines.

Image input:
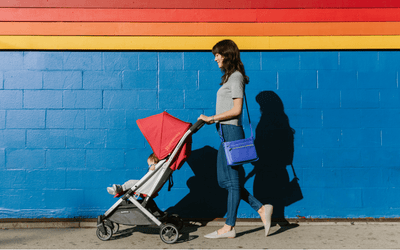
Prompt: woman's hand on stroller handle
<box><xmin>190</xmin><ymin>119</ymin><xmax>206</xmax><ymax>133</ymax></box>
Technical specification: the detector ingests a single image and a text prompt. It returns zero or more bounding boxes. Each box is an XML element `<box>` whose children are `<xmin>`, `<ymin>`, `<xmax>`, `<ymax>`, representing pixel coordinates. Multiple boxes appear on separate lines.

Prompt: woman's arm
<box><xmin>198</xmin><ymin>98</ymin><xmax>243</xmax><ymax>124</ymax></box>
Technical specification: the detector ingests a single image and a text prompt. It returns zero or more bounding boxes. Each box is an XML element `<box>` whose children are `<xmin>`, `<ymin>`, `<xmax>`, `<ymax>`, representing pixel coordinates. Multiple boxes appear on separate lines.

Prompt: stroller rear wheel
<box><xmin>159</xmin><ymin>223</ymin><xmax>179</xmax><ymax>244</ymax></box>
<box><xmin>96</xmin><ymin>224</ymin><xmax>113</xmax><ymax>241</ymax></box>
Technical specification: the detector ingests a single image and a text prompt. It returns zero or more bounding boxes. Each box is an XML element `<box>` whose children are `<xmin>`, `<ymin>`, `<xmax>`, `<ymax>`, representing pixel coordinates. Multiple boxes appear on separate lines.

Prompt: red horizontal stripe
<box><xmin>2</xmin><ymin>8</ymin><xmax>400</xmax><ymax>22</ymax></box>
<box><xmin>2</xmin><ymin>0</ymin><xmax>400</xmax><ymax>8</ymax></box>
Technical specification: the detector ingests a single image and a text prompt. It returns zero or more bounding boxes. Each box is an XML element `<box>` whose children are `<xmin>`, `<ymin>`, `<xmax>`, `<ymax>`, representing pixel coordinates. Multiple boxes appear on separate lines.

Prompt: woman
<box><xmin>198</xmin><ymin>39</ymin><xmax>273</xmax><ymax>239</ymax></box>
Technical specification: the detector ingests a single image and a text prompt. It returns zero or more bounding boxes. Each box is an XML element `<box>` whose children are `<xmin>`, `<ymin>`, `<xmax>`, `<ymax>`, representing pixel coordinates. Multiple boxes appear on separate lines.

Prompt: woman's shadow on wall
<box><xmin>247</xmin><ymin>91</ymin><xmax>300</xmax><ymax>225</ymax></box>
<box><xmin>166</xmin><ymin>146</ymin><xmax>227</xmax><ymax>225</ymax></box>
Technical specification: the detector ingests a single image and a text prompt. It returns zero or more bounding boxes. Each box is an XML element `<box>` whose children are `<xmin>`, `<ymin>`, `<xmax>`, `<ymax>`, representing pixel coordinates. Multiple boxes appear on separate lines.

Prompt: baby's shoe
<box><xmin>107</xmin><ymin>184</ymin><xmax>123</xmax><ymax>195</ymax></box>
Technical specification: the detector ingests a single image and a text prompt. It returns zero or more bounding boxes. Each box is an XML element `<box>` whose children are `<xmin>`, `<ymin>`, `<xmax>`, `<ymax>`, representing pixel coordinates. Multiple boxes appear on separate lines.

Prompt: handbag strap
<box><xmin>290</xmin><ymin>164</ymin><xmax>299</xmax><ymax>180</ymax></box>
<box><xmin>218</xmin><ymin>92</ymin><xmax>254</xmax><ymax>142</ymax></box>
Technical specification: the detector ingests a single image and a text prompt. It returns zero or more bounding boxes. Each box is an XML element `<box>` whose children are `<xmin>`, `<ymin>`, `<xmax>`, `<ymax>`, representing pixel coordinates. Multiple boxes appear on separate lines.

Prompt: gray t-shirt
<box><xmin>216</xmin><ymin>71</ymin><xmax>244</xmax><ymax>126</ymax></box>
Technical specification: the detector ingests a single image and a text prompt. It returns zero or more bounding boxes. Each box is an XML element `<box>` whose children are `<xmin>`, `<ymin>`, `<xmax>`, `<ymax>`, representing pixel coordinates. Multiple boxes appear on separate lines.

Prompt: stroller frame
<box><xmin>96</xmin><ymin>120</ymin><xmax>204</xmax><ymax>244</ymax></box>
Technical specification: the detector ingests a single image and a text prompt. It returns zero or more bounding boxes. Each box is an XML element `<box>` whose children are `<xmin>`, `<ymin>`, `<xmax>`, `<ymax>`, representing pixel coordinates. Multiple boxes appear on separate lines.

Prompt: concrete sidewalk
<box><xmin>1</xmin><ymin>220</ymin><xmax>400</xmax><ymax>249</ymax></box>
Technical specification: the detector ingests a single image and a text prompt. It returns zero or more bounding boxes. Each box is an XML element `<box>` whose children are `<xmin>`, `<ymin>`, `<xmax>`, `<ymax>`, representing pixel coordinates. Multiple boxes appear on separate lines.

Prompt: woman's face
<box><xmin>214</xmin><ymin>53</ymin><xmax>224</xmax><ymax>68</ymax></box>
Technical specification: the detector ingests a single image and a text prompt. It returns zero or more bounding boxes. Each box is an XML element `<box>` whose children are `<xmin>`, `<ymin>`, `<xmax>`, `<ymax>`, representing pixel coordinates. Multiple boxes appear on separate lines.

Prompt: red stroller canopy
<box><xmin>136</xmin><ymin>112</ymin><xmax>192</xmax><ymax>171</ymax></box>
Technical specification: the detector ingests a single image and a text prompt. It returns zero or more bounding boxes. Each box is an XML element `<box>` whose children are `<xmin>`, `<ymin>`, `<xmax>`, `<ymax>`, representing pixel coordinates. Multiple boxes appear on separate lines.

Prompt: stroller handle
<box><xmin>190</xmin><ymin>120</ymin><xmax>205</xmax><ymax>134</ymax></box>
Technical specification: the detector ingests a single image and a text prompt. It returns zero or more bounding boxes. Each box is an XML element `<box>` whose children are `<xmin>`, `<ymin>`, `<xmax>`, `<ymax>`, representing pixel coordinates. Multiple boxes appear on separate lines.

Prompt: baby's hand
<box><xmin>149</xmin><ymin>165</ymin><xmax>155</xmax><ymax>171</ymax></box>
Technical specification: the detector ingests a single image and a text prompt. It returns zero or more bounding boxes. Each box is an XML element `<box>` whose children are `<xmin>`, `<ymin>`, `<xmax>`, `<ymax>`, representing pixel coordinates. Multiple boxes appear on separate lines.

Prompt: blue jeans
<box><xmin>217</xmin><ymin>124</ymin><xmax>263</xmax><ymax>226</ymax></box>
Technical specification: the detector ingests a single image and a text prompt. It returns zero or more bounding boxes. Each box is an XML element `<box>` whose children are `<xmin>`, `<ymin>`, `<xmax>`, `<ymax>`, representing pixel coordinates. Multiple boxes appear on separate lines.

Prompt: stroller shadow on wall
<box><xmin>246</xmin><ymin>91</ymin><xmax>302</xmax><ymax>228</ymax></box>
<box><xmin>96</xmin><ymin>112</ymin><xmax>205</xmax><ymax>244</ymax></box>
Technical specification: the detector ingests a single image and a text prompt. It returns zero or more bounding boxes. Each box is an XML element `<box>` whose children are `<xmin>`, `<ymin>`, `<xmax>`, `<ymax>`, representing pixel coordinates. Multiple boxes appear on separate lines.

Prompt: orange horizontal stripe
<box><xmin>2</xmin><ymin>8</ymin><xmax>400</xmax><ymax>22</ymax></box>
<box><xmin>2</xmin><ymin>0</ymin><xmax>400</xmax><ymax>9</ymax></box>
<box><xmin>2</xmin><ymin>22</ymin><xmax>400</xmax><ymax>36</ymax></box>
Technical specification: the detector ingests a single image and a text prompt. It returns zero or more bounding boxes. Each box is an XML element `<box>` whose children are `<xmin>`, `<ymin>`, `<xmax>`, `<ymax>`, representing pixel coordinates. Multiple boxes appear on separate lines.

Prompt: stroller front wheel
<box><xmin>96</xmin><ymin>224</ymin><xmax>113</xmax><ymax>241</ymax></box>
<box><xmin>160</xmin><ymin>223</ymin><xmax>179</xmax><ymax>244</ymax></box>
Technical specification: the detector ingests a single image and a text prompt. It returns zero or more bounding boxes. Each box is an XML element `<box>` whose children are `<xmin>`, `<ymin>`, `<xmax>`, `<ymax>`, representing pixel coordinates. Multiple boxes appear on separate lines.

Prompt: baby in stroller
<box><xmin>107</xmin><ymin>153</ymin><xmax>159</xmax><ymax>196</ymax></box>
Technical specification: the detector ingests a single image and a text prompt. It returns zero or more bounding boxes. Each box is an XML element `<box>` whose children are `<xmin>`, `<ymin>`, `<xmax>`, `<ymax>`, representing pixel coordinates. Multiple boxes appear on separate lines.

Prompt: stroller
<box><xmin>96</xmin><ymin>112</ymin><xmax>204</xmax><ymax>244</ymax></box>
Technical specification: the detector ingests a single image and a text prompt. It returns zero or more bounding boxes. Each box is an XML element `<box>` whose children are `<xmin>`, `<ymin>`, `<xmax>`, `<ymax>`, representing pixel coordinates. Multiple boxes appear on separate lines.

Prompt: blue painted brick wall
<box><xmin>0</xmin><ymin>51</ymin><xmax>399</xmax><ymax>219</ymax></box>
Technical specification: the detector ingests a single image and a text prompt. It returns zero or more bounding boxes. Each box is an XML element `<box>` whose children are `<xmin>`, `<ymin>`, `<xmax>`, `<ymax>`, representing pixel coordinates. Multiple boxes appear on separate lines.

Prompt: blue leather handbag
<box><xmin>218</xmin><ymin>93</ymin><xmax>259</xmax><ymax>166</ymax></box>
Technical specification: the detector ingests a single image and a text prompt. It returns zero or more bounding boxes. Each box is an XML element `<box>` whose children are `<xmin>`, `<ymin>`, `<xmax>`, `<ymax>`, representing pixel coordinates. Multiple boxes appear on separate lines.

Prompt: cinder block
<box><xmin>381</xmin><ymin>128</ymin><xmax>400</xmax><ymax>147</ymax></box>
<box><xmin>66</xmin><ymin>129</ymin><xmax>106</xmax><ymax>149</ymax></box>
<box><xmin>361</xmin><ymin>147</ymin><xmax>400</xmax><ymax>167</ymax></box>
<box><xmin>362</xmin><ymin>188</ymin><xmax>392</xmax><ymax>208</ymax></box>
<box><xmin>0</xmin><ymin>130</ymin><xmax>25</xmax><ymax>148</ymax></box>
<box><xmin>43</xmin><ymin>71</ymin><xmax>82</xmax><ymax>89</ymax></box>
<box><xmin>63</xmin><ymin>52</ymin><xmax>102</xmax><ymax>70</ymax></box>
<box><xmin>0</xmin><ymin>72</ymin><xmax>3</xmax><ymax>89</ymax></box>
<box><xmin>341</xmin><ymin>128</ymin><xmax>381</xmax><ymax>148</ymax></box>
<box><xmin>63</xmin><ymin>90</ymin><xmax>102</xmax><ymax>109</ymax></box>
<box><xmin>86</xmin><ymin>149</ymin><xmax>125</xmax><ymax>169</ymax></box>
<box><xmin>339</xmin><ymin>51</ymin><xmax>379</xmax><ymax>71</ymax></box>
<box><xmin>378</xmin><ymin>51</ymin><xmax>400</xmax><ymax>71</ymax></box>
<box><xmin>159</xmin><ymin>52</ymin><xmax>183</xmax><ymax>70</ymax></box>
<box><xmin>26</xmin><ymin>169</ymin><xmax>66</xmax><ymax>189</ymax></box>
<box><xmin>301</xmin><ymin>168</ymin><xmax>342</xmax><ymax>188</ymax></box>
<box><xmin>246</xmin><ymin>71</ymin><xmax>277</xmax><ymax>91</ymax></box>
<box><xmin>83</xmin><ymin>188</ymin><xmax>114</xmax><ymax>208</ymax></box>
<box><xmin>300</xmin><ymin>51</ymin><xmax>339</xmax><ymax>70</ymax></box>
<box><xmin>278</xmin><ymin>70</ymin><xmax>317</xmax><ymax>90</ymax></box>
<box><xmin>185</xmin><ymin>90</ymin><xmax>216</xmax><ymax>109</ymax></box>
<box><xmin>360</xmin><ymin>109</ymin><xmax>400</xmax><ymax>128</ymax></box>
<box><xmin>184</xmin><ymin>52</ymin><xmax>215</xmax><ymax>70</ymax></box>
<box><xmin>387</xmin><ymin>168</ymin><xmax>400</xmax><ymax>187</ymax></box>
<box><xmin>301</xmin><ymin>89</ymin><xmax>340</xmax><ymax>109</ymax></box>
<box><xmin>198</xmin><ymin>70</ymin><xmax>223</xmax><ymax>90</ymax></box>
<box><xmin>159</xmin><ymin>71</ymin><xmax>198</xmax><ymax>90</ymax></box>
<box><xmin>4</xmin><ymin>71</ymin><xmax>42</xmax><ymax>89</ymax></box>
<box><xmin>285</xmin><ymin>109</ymin><xmax>322</xmax><ymax>128</ymax></box>
<box><xmin>0</xmin><ymin>149</ymin><xmax>4</xmax><ymax>168</ymax></box>
<box><xmin>323</xmin><ymin>109</ymin><xmax>362</xmax><ymax>128</ymax></box>
<box><xmin>106</xmin><ymin>130</ymin><xmax>145</xmax><ymax>149</ymax></box>
<box><xmin>24</xmin><ymin>52</ymin><xmax>63</xmax><ymax>70</ymax></box>
<box><xmin>24</xmin><ymin>90</ymin><xmax>63</xmax><ymax>109</ymax></box>
<box><xmin>380</xmin><ymin>89</ymin><xmax>400</xmax><ymax>108</ymax></box>
<box><xmin>138</xmin><ymin>52</ymin><xmax>158</xmax><ymax>70</ymax></box>
<box><xmin>0</xmin><ymin>52</ymin><xmax>23</xmax><ymax>70</ymax></box>
<box><xmin>357</xmin><ymin>70</ymin><xmax>397</xmax><ymax>89</ymax></box>
<box><xmin>322</xmin><ymin>148</ymin><xmax>362</xmax><ymax>168</ymax></box>
<box><xmin>103</xmin><ymin>52</ymin><xmax>138</xmax><ymax>71</ymax></box>
<box><xmin>6</xmin><ymin>149</ymin><xmax>46</xmax><ymax>170</ymax></box>
<box><xmin>341</xmin><ymin>89</ymin><xmax>380</xmax><ymax>108</ymax></box>
<box><xmin>6</xmin><ymin>110</ymin><xmax>45</xmax><ymax>129</ymax></box>
<box><xmin>26</xmin><ymin>130</ymin><xmax>65</xmax><ymax>149</ymax></box>
<box><xmin>46</xmin><ymin>110</ymin><xmax>85</xmax><ymax>129</ymax></box>
<box><xmin>0</xmin><ymin>111</ymin><xmax>4</xmax><ymax>129</ymax></box>
<box><xmin>159</xmin><ymin>90</ymin><xmax>184</xmax><ymax>109</ymax></box>
<box><xmin>0</xmin><ymin>90</ymin><xmax>22</xmax><ymax>109</ymax></box>
<box><xmin>44</xmin><ymin>189</ymin><xmax>84</xmax><ymax>209</ymax></box>
<box><xmin>122</xmin><ymin>70</ymin><xmax>157</xmax><ymax>89</ymax></box>
<box><xmin>103</xmin><ymin>90</ymin><xmax>138</xmax><ymax>109</ymax></box>
<box><xmin>83</xmin><ymin>71</ymin><xmax>121</xmax><ymax>89</ymax></box>
<box><xmin>261</xmin><ymin>51</ymin><xmax>300</xmax><ymax>70</ymax></box>
<box><xmin>318</xmin><ymin>70</ymin><xmax>357</xmax><ymax>89</ymax></box>
<box><xmin>137</xmin><ymin>90</ymin><xmax>157</xmax><ymax>109</ymax></box>
<box><xmin>241</xmin><ymin>52</ymin><xmax>261</xmax><ymax>70</ymax></box>
<box><xmin>0</xmin><ymin>170</ymin><xmax>26</xmax><ymax>189</ymax></box>
<box><xmin>46</xmin><ymin>149</ymin><xmax>86</xmax><ymax>169</ymax></box>
<box><xmin>322</xmin><ymin>188</ymin><xmax>362</xmax><ymax>208</ymax></box>
<box><xmin>275</xmin><ymin>90</ymin><xmax>301</xmax><ymax>109</ymax></box>
<box><xmin>302</xmin><ymin>128</ymin><xmax>341</xmax><ymax>148</ymax></box>
<box><xmin>66</xmin><ymin>169</ymin><xmax>114</xmax><ymax>188</ymax></box>
<box><xmin>343</xmin><ymin>168</ymin><xmax>383</xmax><ymax>188</ymax></box>
<box><xmin>86</xmin><ymin>110</ymin><xmax>125</xmax><ymax>129</ymax></box>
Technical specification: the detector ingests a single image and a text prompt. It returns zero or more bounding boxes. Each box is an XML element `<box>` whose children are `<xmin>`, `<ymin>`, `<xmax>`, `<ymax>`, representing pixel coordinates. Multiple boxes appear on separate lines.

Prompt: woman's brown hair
<box><xmin>212</xmin><ymin>39</ymin><xmax>249</xmax><ymax>85</ymax></box>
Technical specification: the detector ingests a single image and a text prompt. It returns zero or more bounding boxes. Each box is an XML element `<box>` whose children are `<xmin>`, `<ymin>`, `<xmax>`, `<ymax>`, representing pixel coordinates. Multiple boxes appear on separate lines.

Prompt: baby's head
<box><xmin>147</xmin><ymin>153</ymin><xmax>160</xmax><ymax>166</ymax></box>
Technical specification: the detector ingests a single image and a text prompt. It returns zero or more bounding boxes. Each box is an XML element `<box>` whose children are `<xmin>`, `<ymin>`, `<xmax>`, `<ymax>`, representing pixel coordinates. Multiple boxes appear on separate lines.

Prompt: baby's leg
<box><xmin>122</xmin><ymin>180</ymin><xmax>139</xmax><ymax>191</ymax></box>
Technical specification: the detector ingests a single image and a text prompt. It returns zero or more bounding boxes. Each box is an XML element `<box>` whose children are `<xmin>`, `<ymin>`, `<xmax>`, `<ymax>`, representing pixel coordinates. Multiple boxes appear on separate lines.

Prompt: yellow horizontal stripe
<box><xmin>1</xmin><ymin>36</ymin><xmax>400</xmax><ymax>50</ymax></box>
